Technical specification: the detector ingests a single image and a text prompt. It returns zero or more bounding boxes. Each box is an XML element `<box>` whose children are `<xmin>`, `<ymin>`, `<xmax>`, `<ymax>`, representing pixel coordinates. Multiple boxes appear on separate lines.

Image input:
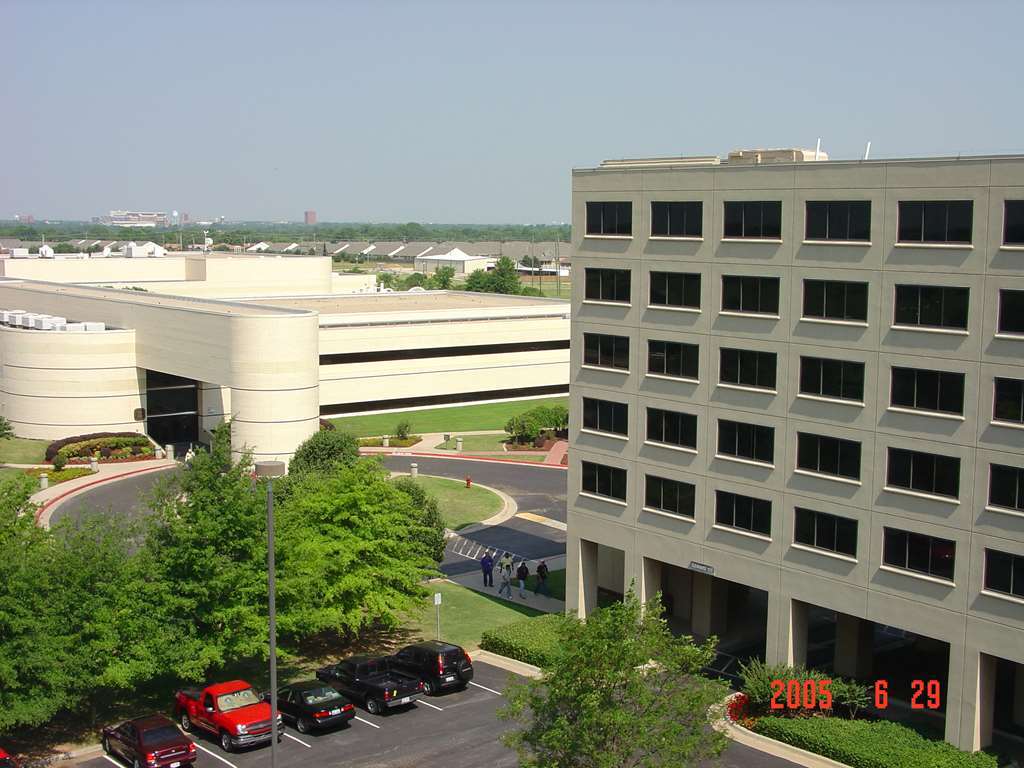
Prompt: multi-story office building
<box><xmin>566</xmin><ymin>149</ymin><xmax>1024</xmax><ymax>752</ymax></box>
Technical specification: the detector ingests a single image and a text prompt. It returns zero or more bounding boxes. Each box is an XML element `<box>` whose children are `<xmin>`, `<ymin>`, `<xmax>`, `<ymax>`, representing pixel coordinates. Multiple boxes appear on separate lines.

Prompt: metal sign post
<box><xmin>434</xmin><ymin>592</ymin><xmax>442</xmax><ymax>640</ymax></box>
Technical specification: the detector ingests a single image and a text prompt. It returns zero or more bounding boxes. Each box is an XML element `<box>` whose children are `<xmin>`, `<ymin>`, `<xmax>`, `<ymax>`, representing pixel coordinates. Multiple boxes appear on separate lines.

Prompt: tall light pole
<box><xmin>255</xmin><ymin>460</ymin><xmax>286</xmax><ymax>767</ymax></box>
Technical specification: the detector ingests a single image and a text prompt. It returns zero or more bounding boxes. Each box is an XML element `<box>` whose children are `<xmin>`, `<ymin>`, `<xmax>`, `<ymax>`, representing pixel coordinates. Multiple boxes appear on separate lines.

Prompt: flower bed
<box><xmin>47</xmin><ymin>433</ymin><xmax>154</xmax><ymax>464</ymax></box>
<box><xmin>25</xmin><ymin>467</ymin><xmax>93</xmax><ymax>486</ymax></box>
<box><xmin>358</xmin><ymin>435</ymin><xmax>420</xmax><ymax>448</ymax></box>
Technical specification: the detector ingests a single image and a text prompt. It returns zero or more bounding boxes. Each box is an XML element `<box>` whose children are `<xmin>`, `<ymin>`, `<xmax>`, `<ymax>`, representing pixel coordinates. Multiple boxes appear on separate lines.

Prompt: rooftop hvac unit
<box><xmin>83</xmin><ymin>321</ymin><xmax>106</xmax><ymax>331</ymax></box>
<box><xmin>64</xmin><ymin>323</ymin><xmax>86</xmax><ymax>332</ymax></box>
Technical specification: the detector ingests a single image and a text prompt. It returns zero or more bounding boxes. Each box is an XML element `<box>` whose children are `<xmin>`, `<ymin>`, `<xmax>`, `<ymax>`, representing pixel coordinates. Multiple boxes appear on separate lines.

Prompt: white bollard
<box><xmin>410</xmin><ymin>463</ymin><xmax>418</xmax><ymax>478</ymax></box>
<box><xmin>456</xmin><ymin>437</ymin><xmax>463</xmax><ymax>452</ymax></box>
<box><xmin>165</xmin><ymin>444</ymin><xmax>174</xmax><ymax>460</ymax></box>
<box><xmin>382</xmin><ymin>435</ymin><xmax>390</xmax><ymax>448</ymax></box>
<box><xmin>39</xmin><ymin>473</ymin><xmax>48</xmax><ymax>490</ymax></box>
<box><xmin>89</xmin><ymin>457</ymin><xmax>98</xmax><ymax>473</ymax></box>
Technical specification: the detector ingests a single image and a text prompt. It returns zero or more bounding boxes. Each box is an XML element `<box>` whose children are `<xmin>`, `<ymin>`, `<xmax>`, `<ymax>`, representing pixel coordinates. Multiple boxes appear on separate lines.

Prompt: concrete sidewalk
<box><xmin>447</xmin><ymin>554</ymin><xmax>567</xmax><ymax>615</ymax></box>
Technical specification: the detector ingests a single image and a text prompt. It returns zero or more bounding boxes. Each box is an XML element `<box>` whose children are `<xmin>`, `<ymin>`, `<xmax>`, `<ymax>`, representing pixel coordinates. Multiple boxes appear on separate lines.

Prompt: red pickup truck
<box><xmin>174</xmin><ymin>680</ymin><xmax>283</xmax><ymax>752</ymax></box>
<box><xmin>0</xmin><ymin>747</ymin><xmax>18</xmax><ymax>768</ymax></box>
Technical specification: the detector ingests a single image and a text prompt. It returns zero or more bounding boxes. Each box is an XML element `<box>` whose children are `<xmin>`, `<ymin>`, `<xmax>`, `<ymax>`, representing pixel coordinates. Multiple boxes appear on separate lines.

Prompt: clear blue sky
<box><xmin>4</xmin><ymin>0</ymin><xmax>1022</xmax><ymax>224</ymax></box>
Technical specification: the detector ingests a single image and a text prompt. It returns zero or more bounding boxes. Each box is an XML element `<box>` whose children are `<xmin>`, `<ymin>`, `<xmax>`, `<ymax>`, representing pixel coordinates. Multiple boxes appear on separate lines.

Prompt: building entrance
<box><xmin>145</xmin><ymin>370</ymin><xmax>199</xmax><ymax>452</ymax></box>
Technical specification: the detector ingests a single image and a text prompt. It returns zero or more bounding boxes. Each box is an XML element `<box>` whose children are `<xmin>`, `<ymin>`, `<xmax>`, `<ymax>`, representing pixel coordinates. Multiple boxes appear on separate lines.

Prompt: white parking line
<box><xmin>469</xmin><ymin>681</ymin><xmax>503</xmax><ymax>696</ymax></box>
<box><xmin>354</xmin><ymin>715</ymin><xmax>381</xmax><ymax>729</ymax></box>
<box><xmin>283</xmin><ymin>731</ymin><xmax>312</xmax><ymax>748</ymax></box>
<box><xmin>195</xmin><ymin>743</ymin><xmax>239</xmax><ymax>768</ymax></box>
<box><xmin>101</xmin><ymin>756</ymin><xmax>120</xmax><ymax>767</ymax></box>
<box><xmin>417</xmin><ymin>699</ymin><xmax>444</xmax><ymax>711</ymax></box>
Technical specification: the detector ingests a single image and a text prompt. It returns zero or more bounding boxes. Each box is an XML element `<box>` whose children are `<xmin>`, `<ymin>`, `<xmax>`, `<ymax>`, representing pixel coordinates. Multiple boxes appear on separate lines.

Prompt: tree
<box><xmin>388</xmin><ymin>476</ymin><xmax>446</xmax><ymax>562</ymax></box>
<box><xmin>0</xmin><ymin>415</ymin><xmax>13</xmax><ymax>441</ymax></box>
<box><xmin>377</xmin><ymin>271</ymin><xmax>398</xmax><ymax>290</ymax></box>
<box><xmin>500</xmin><ymin>592</ymin><xmax>727</xmax><ymax>768</ymax></box>
<box><xmin>520</xmin><ymin>254</ymin><xmax>541</xmax><ymax>268</ymax></box>
<box><xmin>429</xmin><ymin>265</ymin><xmax>456</xmax><ymax>290</ymax></box>
<box><xmin>464</xmin><ymin>268</ymin><xmax>494</xmax><ymax>293</ymax></box>
<box><xmin>489</xmin><ymin>256</ymin><xmax>522</xmax><ymax>294</ymax></box>
<box><xmin>401</xmin><ymin>272</ymin><xmax>430</xmax><ymax>290</ymax></box>
<box><xmin>289</xmin><ymin>429</ymin><xmax>360</xmax><ymax>476</ymax></box>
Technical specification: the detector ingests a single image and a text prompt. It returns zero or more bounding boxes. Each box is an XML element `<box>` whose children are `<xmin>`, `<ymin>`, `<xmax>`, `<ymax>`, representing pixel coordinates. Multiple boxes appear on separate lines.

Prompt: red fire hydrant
<box><xmin>465</xmin><ymin>476</ymin><xmax>472</xmax><ymax>488</ymax></box>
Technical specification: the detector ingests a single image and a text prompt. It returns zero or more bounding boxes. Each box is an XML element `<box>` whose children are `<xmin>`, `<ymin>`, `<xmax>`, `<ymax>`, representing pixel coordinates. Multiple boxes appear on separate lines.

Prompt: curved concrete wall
<box><xmin>0</xmin><ymin>326</ymin><xmax>144</xmax><ymax>439</ymax></box>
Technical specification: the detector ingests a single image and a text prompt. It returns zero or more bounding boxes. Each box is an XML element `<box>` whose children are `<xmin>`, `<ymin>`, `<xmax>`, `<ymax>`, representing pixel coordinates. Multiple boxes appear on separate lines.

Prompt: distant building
<box><xmin>415</xmin><ymin>247</ymin><xmax>494</xmax><ymax>275</ymax></box>
<box><xmin>304</xmin><ymin>210</ymin><xmax>317</xmax><ymax>225</ymax></box>
<box><xmin>181</xmin><ymin>212</ymin><xmax>190</xmax><ymax>225</ymax></box>
<box><xmin>14</xmin><ymin>214</ymin><xmax>35</xmax><ymax>224</ymax></box>
<box><xmin>102</xmin><ymin>211</ymin><xmax>169</xmax><ymax>228</ymax></box>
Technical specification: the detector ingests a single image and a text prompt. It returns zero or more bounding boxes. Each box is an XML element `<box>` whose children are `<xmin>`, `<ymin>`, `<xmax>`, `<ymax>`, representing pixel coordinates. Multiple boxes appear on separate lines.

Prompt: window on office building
<box><xmin>883</xmin><ymin>528</ymin><xmax>956</xmax><ymax>581</ymax></box>
<box><xmin>719</xmin><ymin>348</ymin><xmax>777</xmax><ymax>390</ymax></box>
<box><xmin>646</xmin><ymin>407</ymin><xmax>697</xmax><ymax>450</ymax></box>
<box><xmin>799</xmin><ymin>357</ymin><xmax>865</xmax><ymax>402</ymax></box>
<box><xmin>717</xmin><ymin>419</ymin><xmax>774</xmax><ymax>464</ymax></box>
<box><xmin>581</xmin><ymin>461</ymin><xmax>627</xmax><ymax>501</ymax></box>
<box><xmin>649</xmin><ymin>271</ymin><xmax>700</xmax><ymax>309</ymax></box>
<box><xmin>723</xmin><ymin>201</ymin><xmax>782</xmax><ymax>239</ymax></box>
<box><xmin>994</xmin><ymin>377</ymin><xmax>1024</xmax><ymax>424</ymax></box>
<box><xmin>802</xmin><ymin>280</ymin><xmax>868</xmax><ymax>322</ymax></box>
<box><xmin>890</xmin><ymin>367</ymin><xmax>965</xmax><ymax>416</ymax></box>
<box><xmin>651</xmin><ymin>201</ymin><xmax>702</xmax><ymax>238</ymax></box>
<box><xmin>584</xmin><ymin>268</ymin><xmax>631</xmax><ymax>303</ymax></box>
<box><xmin>647</xmin><ymin>340</ymin><xmax>699</xmax><ymax>380</ymax></box>
<box><xmin>1005</xmin><ymin>200</ymin><xmax>1024</xmax><ymax>245</ymax></box>
<box><xmin>582</xmin><ymin>397</ymin><xmax>628</xmax><ymax>436</ymax></box>
<box><xmin>893</xmin><ymin>285</ymin><xmax>969</xmax><ymax>330</ymax></box>
<box><xmin>805</xmin><ymin>200</ymin><xmax>871</xmax><ymax>242</ymax></box>
<box><xmin>794</xmin><ymin>507</ymin><xmax>858</xmax><ymax>557</ymax></box>
<box><xmin>715</xmin><ymin>490</ymin><xmax>772</xmax><ymax>536</ymax></box>
<box><xmin>722</xmin><ymin>276</ymin><xmax>780</xmax><ymax>315</ymax></box>
<box><xmin>985</xmin><ymin>548</ymin><xmax>1024</xmax><ymax>598</ymax></box>
<box><xmin>797</xmin><ymin>433</ymin><xmax>861</xmax><ymax>480</ymax></box>
<box><xmin>990</xmin><ymin>463</ymin><xmax>1024</xmax><ymax>512</ymax></box>
<box><xmin>887</xmin><ymin>447</ymin><xmax>960</xmax><ymax>499</ymax></box>
<box><xmin>645</xmin><ymin>475</ymin><xmax>696</xmax><ymax>518</ymax></box>
<box><xmin>583</xmin><ymin>333</ymin><xmax>629</xmax><ymax>371</ymax></box>
<box><xmin>585</xmin><ymin>201</ymin><xmax>632</xmax><ymax>236</ymax></box>
<box><xmin>998</xmin><ymin>290</ymin><xmax>1024</xmax><ymax>334</ymax></box>
<box><xmin>897</xmin><ymin>200</ymin><xmax>973</xmax><ymax>244</ymax></box>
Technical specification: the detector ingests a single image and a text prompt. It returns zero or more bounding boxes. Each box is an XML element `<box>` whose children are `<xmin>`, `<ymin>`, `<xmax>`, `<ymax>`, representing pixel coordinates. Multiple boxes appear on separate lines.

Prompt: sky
<box><xmin>3</xmin><ymin>0</ymin><xmax>1023</xmax><ymax>224</ymax></box>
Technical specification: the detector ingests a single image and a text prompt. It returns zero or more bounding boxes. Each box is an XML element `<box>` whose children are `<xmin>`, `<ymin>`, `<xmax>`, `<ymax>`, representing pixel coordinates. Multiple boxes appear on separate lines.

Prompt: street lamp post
<box><xmin>255</xmin><ymin>460</ymin><xmax>286</xmax><ymax>767</ymax></box>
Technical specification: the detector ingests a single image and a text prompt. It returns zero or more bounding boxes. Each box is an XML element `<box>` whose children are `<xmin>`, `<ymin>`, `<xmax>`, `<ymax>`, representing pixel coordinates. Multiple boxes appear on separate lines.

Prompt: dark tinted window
<box><xmin>805</xmin><ymin>201</ymin><xmax>871</xmax><ymax>241</ymax></box>
<box><xmin>994</xmin><ymin>378</ymin><xmax>1024</xmax><ymax>424</ymax></box>
<box><xmin>585</xmin><ymin>201</ymin><xmax>632</xmax><ymax>236</ymax></box>
<box><xmin>1005</xmin><ymin>200</ymin><xmax>1024</xmax><ymax>245</ymax></box>
<box><xmin>646</xmin><ymin>407</ymin><xmax>697</xmax><ymax>449</ymax></box>
<box><xmin>990</xmin><ymin>464</ymin><xmax>1024</xmax><ymax>511</ymax></box>
<box><xmin>582</xmin><ymin>397</ymin><xmax>628</xmax><ymax>436</ymax></box>
<box><xmin>883</xmin><ymin>528</ymin><xmax>956</xmax><ymax>581</ymax></box>
<box><xmin>719</xmin><ymin>348</ymin><xmax>776</xmax><ymax>390</ymax></box>
<box><xmin>887</xmin><ymin>447</ymin><xmax>960</xmax><ymax>499</ymax></box>
<box><xmin>998</xmin><ymin>290</ymin><xmax>1024</xmax><ymax>334</ymax></box>
<box><xmin>984</xmin><ymin>549</ymin><xmax>1024</xmax><ymax>598</ymax></box>
<box><xmin>799</xmin><ymin>357</ymin><xmax>865</xmax><ymax>402</ymax></box>
<box><xmin>721</xmin><ymin>276</ymin><xmax>780</xmax><ymax>314</ymax></box>
<box><xmin>723</xmin><ymin>201</ymin><xmax>782</xmax><ymax>239</ymax></box>
<box><xmin>717</xmin><ymin>420</ymin><xmax>774</xmax><ymax>464</ymax></box>
<box><xmin>142</xmin><ymin>725</ymin><xmax>187</xmax><ymax>745</ymax></box>
<box><xmin>583</xmin><ymin>333</ymin><xmax>629</xmax><ymax>370</ymax></box>
<box><xmin>651</xmin><ymin>201</ymin><xmax>702</xmax><ymax>238</ymax></box>
<box><xmin>890</xmin><ymin>368</ymin><xmax>965</xmax><ymax>415</ymax></box>
<box><xmin>584</xmin><ymin>268</ymin><xmax>631</xmax><ymax>303</ymax></box>
<box><xmin>581</xmin><ymin>461</ymin><xmax>627</xmax><ymax>501</ymax></box>
<box><xmin>650</xmin><ymin>272</ymin><xmax>700</xmax><ymax>309</ymax></box>
<box><xmin>802</xmin><ymin>280</ymin><xmax>868</xmax><ymax>322</ymax></box>
<box><xmin>794</xmin><ymin>507</ymin><xmax>858</xmax><ymax>557</ymax></box>
<box><xmin>893</xmin><ymin>285</ymin><xmax>969</xmax><ymax>330</ymax></box>
<box><xmin>797</xmin><ymin>433</ymin><xmax>861</xmax><ymax>480</ymax></box>
<box><xmin>647</xmin><ymin>340</ymin><xmax>699</xmax><ymax>380</ymax></box>
<box><xmin>898</xmin><ymin>200</ymin><xmax>973</xmax><ymax>244</ymax></box>
<box><xmin>715</xmin><ymin>490</ymin><xmax>771</xmax><ymax>536</ymax></box>
<box><xmin>644</xmin><ymin>475</ymin><xmax>696</xmax><ymax>518</ymax></box>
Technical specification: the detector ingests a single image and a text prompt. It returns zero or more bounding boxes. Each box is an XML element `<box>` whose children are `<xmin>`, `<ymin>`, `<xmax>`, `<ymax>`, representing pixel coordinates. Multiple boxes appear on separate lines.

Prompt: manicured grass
<box><xmin>358</xmin><ymin>435</ymin><xmax>421</xmax><ymax>447</ymax></box>
<box><xmin>25</xmin><ymin>467</ymin><xmax>93</xmax><ymax>486</ymax></box>
<box><xmin>524</xmin><ymin>568</ymin><xmax>566</xmax><ymax>601</ymax></box>
<box><xmin>410</xmin><ymin>581</ymin><xmax>544</xmax><ymax>650</ymax></box>
<box><xmin>329</xmin><ymin>396</ymin><xmax>568</xmax><ymax>438</ymax></box>
<box><xmin>0</xmin><ymin>436</ymin><xmax>49</xmax><ymax>465</ymax></box>
<box><xmin>435</xmin><ymin>433</ymin><xmax>508</xmax><ymax>451</ymax></box>
<box><xmin>412</xmin><ymin>475</ymin><xmax>503</xmax><ymax>530</ymax></box>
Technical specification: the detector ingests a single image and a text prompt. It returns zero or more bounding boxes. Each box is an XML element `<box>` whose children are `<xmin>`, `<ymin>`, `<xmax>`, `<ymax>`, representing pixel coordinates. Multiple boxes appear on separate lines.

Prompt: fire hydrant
<box><xmin>465</xmin><ymin>475</ymin><xmax>472</xmax><ymax>488</ymax></box>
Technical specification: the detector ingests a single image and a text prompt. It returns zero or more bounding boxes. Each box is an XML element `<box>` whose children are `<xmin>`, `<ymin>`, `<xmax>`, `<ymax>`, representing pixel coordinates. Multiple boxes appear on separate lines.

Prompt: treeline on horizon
<box><xmin>0</xmin><ymin>221</ymin><xmax>571</xmax><ymax>245</ymax></box>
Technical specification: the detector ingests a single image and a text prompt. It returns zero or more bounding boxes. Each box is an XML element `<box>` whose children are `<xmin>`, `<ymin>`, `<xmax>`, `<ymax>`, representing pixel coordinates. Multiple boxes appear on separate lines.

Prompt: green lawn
<box><xmin>410</xmin><ymin>581</ymin><xmax>544</xmax><ymax>650</ymax></box>
<box><xmin>0</xmin><ymin>437</ymin><xmax>48</xmax><ymax>465</ymax></box>
<box><xmin>524</xmin><ymin>568</ymin><xmax>566</xmax><ymax>601</ymax></box>
<box><xmin>412</xmin><ymin>475</ymin><xmax>503</xmax><ymax>530</ymax></box>
<box><xmin>435</xmin><ymin>433</ymin><xmax>508</xmax><ymax>451</ymax></box>
<box><xmin>330</xmin><ymin>396</ymin><xmax>568</xmax><ymax>437</ymax></box>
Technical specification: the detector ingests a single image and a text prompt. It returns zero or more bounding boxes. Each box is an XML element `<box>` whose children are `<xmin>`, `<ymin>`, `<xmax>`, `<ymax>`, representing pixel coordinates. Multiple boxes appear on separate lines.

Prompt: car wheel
<box><xmin>423</xmin><ymin>679</ymin><xmax>436</xmax><ymax>696</ymax></box>
<box><xmin>101</xmin><ymin>736</ymin><xmax>110</xmax><ymax>754</ymax></box>
<box><xmin>366</xmin><ymin>698</ymin><xmax>382</xmax><ymax>715</ymax></box>
<box><xmin>132</xmin><ymin>759</ymin><xmax>142</xmax><ymax>768</ymax></box>
<box><xmin>296</xmin><ymin>717</ymin><xmax>313</xmax><ymax>734</ymax></box>
<box><xmin>179</xmin><ymin>712</ymin><xmax>192</xmax><ymax>732</ymax></box>
<box><xmin>220</xmin><ymin>731</ymin><xmax>234</xmax><ymax>753</ymax></box>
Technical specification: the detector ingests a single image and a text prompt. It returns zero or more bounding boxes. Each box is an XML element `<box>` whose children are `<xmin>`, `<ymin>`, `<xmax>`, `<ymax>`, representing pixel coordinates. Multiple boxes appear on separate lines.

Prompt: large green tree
<box><xmin>288</xmin><ymin>428</ymin><xmax>359</xmax><ymax>476</ymax></box>
<box><xmin>500</xmin><ymin>592</ymin><xmax>727</xmax><ymax>768</ymax></box>
<box><xmin>429</xmin><ymin>265</ymin><xmax>456</xmax><ymax>290</ymax></box>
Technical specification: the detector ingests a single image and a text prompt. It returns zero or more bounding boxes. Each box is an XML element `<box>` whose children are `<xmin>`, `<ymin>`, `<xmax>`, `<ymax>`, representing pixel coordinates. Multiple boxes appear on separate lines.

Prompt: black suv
<box><xmin>389</xmin><ymin>641</ymin><xmax>474</xmax><ymax>695</ymax></box>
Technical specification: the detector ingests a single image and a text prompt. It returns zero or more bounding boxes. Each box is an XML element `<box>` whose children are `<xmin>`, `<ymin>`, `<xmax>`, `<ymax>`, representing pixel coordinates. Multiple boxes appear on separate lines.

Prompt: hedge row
<box><xmin>752</xmin><ymin>716</ymin><xmax>998</xmax><ymax>768</ymax></box>
<box><xmin>479</xmin><ymin>613</ymin><xmax>567</xmax><ymax>668</ymax></box>
<box><xmin>45</xmin><ymin>432</ymin><xmax>142</xmax><ymax>461</ymax></box>
<box><xmin>56</xmin><ymin>436</ymin><xmax>152</xmax><ymax>462</ymax></box>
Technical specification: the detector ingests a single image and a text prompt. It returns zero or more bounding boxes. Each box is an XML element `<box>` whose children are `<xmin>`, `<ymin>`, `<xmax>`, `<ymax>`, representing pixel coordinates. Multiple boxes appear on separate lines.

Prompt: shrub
<box><xmin>831</xmin><ymin>677</ymin><xmax>870</xmax><ymax>720</ymax></box>
<box><xmin>480</xmin><ymin>614</ymin><xmax>569</xmax><ymax>668</ymax></box>
<box><xmin>394</xmin><ymin>419</ymin><xmax>412</xmax><ymax>440</ymax></box>
<box><xmin>290</xmin><ymin>429</ymin><xmax>360</xmax><ymax>475</ymax></box>
<box><xmin>52</xmin><ymin>453</ymin><xmax>67</xmax><ymax>471</ymax></box>
<box><xmin>318</xmin><ymin>418</ymin><xmax>336</xmax><ymax>431</ymax></box>
<box><xmin>45</xmin><ymin>431</ymin><xmax>141</xmax><ymax>461</ymax></box>
<box><xmin>752</xmin><ymin>716</ymin><xmax>997</xmax><ymax>768</ymax></box>
<box><xmin>738</xmin><ymin>658</ymin><xmax>834</xmax><ymax>717</ymax></box>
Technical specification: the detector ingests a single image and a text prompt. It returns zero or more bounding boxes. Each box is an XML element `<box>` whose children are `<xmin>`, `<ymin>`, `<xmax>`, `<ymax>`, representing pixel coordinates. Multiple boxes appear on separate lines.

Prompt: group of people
<box><xmin>479</xmin><ymin>550</ymin><xmax>550</xmax><ymax>599</ymax></box>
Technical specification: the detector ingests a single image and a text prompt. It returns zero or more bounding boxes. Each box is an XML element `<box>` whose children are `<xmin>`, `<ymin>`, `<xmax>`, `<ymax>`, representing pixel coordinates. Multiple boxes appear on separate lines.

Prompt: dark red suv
<box><xmin>102</xmin><ymin>714</ymin><xmax>196</xmax><ymax>767</ymax></box>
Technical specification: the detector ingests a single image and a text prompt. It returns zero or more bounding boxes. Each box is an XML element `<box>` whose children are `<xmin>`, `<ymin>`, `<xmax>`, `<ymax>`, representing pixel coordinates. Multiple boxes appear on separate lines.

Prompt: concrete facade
<box><xmin>566</xmin><ymin>153</ymin><xmax>1024</xmax><ymax>751</ymax></box>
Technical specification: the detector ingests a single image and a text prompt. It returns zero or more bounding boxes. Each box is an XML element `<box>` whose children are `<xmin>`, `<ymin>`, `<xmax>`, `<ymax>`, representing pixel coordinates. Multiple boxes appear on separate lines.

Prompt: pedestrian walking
<box><xmin>480</xmin><ymin>550</ymin><xmax>494</xmax><ymax>588</ymax></box>
<box><xmin>534</xmin><ymin>559</ymin><xmax>551</xmax><ymax>597</ymax></box>
<box><xmin>498</xmin><ymin>552</ymin><xmax>514</xmax><ymax>578</ymax></box>
<box><xmin>516</xmin><ymin>560</ymin><xmax>530</xmax><ymax>598</ymax></box>
<box><xmin>498</xmin><ymin>563</ymin><xmax>513</xmax><ymax>598</ymax></box>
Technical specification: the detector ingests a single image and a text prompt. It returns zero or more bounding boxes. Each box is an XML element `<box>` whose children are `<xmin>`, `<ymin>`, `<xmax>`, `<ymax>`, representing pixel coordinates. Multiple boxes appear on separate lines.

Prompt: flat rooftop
<box><xmin>245</xmin><ymin>290</ymin><xmax>566</xmax><ymax>314</ymax></box>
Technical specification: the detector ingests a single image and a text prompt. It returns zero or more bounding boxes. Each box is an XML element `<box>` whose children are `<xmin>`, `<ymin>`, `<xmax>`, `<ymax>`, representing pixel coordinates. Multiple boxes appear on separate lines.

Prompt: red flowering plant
<box><xmin>727</xmin><ymin>692</ymin><xmax>756</xmax><ymax>728</ymax></box>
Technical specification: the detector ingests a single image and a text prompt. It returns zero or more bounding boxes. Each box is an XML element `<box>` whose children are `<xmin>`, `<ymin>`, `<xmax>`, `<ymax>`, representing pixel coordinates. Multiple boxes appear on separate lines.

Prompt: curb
<box><xmin>33</xmin><ymin>463</ymin><xmax>177</xmax><ymax>527</ymax></box>
<box><xmin>470</xmin><ymin>649</ymin><xmax>543</xmax><ymax>680</ymax></box>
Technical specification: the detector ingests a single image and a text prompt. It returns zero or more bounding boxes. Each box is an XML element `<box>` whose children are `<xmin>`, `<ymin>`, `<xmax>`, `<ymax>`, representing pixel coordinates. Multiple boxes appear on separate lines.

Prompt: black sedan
<box><xmin>274</xmin><ymin>681</ymin><xmax>356</xmax><ymax>734</ymax></box>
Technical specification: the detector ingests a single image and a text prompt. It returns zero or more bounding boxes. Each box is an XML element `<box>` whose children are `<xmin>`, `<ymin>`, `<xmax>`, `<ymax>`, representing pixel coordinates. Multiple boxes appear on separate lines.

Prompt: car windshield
<box><xmin>141</xmin><ymin>725</ymin><xmax>183</xmax><ymax>745</ymax></box>
<box><xmin>216</xmin><ymin>688</ymin><xmax>260</xmax><ymax>711</ymax></box>
<box><xmin>301</xmin><ymin>687</ymin><xmax>343</xmax><ymax>706</ymax></box>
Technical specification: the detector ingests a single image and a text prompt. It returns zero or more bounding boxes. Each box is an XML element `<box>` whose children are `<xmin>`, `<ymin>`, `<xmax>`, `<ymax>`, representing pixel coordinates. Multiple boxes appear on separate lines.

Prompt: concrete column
<box><xmin>1014</xmin><ymin>663</ymin><xmax>1024</xmax><ymax>729</ymax></box>
<box><xmin>691</xmin><ymin>573</ymin><xmax>728</xmax><ymax>640</ymax></box>
<box><xmin>947</xmin><ymin>641</ymin><xmax>968</xmax><ymax>750</ymax></box>
<box><xmin>834</xmin><ymin>614</ymin><xmax>874</xmax><ymax>680</ymax></box>
<box><xmin>640</xmin><ymin>557</ymin><xmax>663</xmax><ymax>611</ymax></box>
<box><xmin>786</xmin><ymin>599</ymin><xmax>809</xmax><ymax>668</ymax></box>
<box><xmin>765</xmin><ymin>589</ymin><xmax>786</xmax><ymax>665</ymax></box>
<box><xmin>961</xmin><ymin>652</ymin><xmax>996</xmax><ymax>751</ymax></box>
<box><xmin>577</xmin><ymin>538</ymin><xmax>598</xmax><ymax>620</ymax></box>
